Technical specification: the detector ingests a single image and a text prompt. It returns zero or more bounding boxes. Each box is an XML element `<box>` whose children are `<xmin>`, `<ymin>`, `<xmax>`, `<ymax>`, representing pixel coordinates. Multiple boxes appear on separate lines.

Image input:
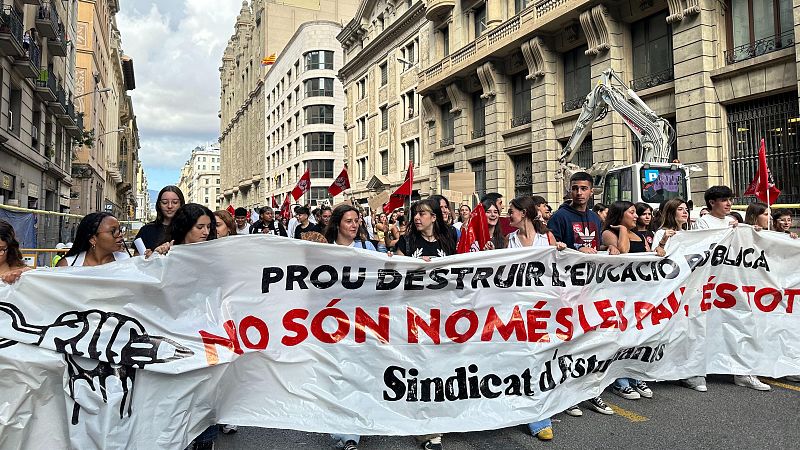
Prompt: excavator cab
<box><xmin>602</xmin><ymin>162</ymin><xmax>690</xmax><ymax>210</ymax></box>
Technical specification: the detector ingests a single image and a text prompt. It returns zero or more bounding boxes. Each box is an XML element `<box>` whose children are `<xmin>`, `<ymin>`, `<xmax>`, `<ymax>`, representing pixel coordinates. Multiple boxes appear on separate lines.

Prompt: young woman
<box><xmin>0</xmin><ymin>220</ymin><xmax>29</xmax><ymax>283</ymax></box>
<box><xmin>483</xmin><ymin>199</ymin><xmax>505</xmax><ymax>250</ymax></box>
<box><xmin>634</xmin><ymin>202</ymin><xmax>655</xmax><ymax>248</ymax></box>
<box><xmin>592</xmin><ymin>203</ymin><xmax>608</xmax><ymax>223</ymax></box>
<box><xmin>135</xmin><ymin>185</ymin><xmax>185</xmax><ymax>251</ymax></box>
<box><xmin>57</xmin><ymin>213</ymin><xmax>130</xmax><ymax>267</ymax></box>
<box><xmin>214</xmin><ymin>210</ymin><xmax>237</xmax><ymax>237</ymax></box>
<box><xmin>452</xmin><ymin>204</ymin><xmax>472</xmax><ymax>231</ymax></box>
<box><xmin>395</xmin><ymin>198</ymin><xmax>456</xmax><ymax>260</ymax></box>
<box><xmin>505</xmin><ymin>196</ymin><xmax>564</xmax><ymax>441</ymax></box>
<box><xmin>324</xmin><ymin>205</ymin><xmax>376</xmax><ymax>250</ymax></box>
<box><xmin>430</xmin><ymin>194</ymin><xmax>460</xmax><ymax>241</ymax></box>
<box><xmin>152</xmin><ymin>204</ymin><xmax>217</xmax><ymax>256</ymax></box>
<box><xmin>374</xmin><ymin>212</ymin><xmax>389</xmax><ymax>253</ymax></box>
<box><xmin>652</xmin><ymin>198</ymin><xmax>690</xmax><ymax>257</ymax></box>
<box><xmin>744</xmin><ymin>202</ymin><xmax>771</xmax><ymax>231</ymax></box>
<box><xmin>602</xmin><ymin>201</ymin><xmax>654</xmax><ymax>401</ymax></box>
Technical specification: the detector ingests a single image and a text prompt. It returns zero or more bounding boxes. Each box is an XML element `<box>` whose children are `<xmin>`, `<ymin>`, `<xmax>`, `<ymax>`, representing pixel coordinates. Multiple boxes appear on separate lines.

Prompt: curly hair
<box><xmin>65</xmin><ymin>212</ymin><xmax>116</xmax><ymax>258</ymax></box>
<box><xmin>0</xmin><ymin>220</ymin><xmax>25</xmax><ymax>268</ymax></box>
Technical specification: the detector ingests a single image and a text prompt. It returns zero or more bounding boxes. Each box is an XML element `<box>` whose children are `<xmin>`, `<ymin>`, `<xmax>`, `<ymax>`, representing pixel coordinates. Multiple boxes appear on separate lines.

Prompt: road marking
<box><xmin>763</xmin><ymin>378</ymin><xmax>800</xmax><ymax>393</ymax></box>
<box><xmin>605</xmin><ymin>401</ymin><xmax>649</xmax><ymax>422</ymax></box>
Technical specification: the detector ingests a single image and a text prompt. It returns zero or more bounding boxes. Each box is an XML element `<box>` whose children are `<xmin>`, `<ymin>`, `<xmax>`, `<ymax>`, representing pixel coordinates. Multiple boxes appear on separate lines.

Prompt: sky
<box><xmin>117</xmin><ymin>0</ymin><xmax>242</xmax><ymax>191</ymax></box>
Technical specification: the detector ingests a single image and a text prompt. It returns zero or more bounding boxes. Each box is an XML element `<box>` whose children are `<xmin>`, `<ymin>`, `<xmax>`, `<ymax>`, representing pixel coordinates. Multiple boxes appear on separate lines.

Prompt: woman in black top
<box><xmin>135</xmin><ymin>185</ymin><xmax>185</xmax><ymax>251</ymax></box>
<box><xmin>634</xmin><ymin>202</ymin><xmax>655</xmax><ymax>248</ymax></box>
<box><xmin>395</xmin><ymin>198</ymin><xmax>456</xmax><ymax>261</ymax></box>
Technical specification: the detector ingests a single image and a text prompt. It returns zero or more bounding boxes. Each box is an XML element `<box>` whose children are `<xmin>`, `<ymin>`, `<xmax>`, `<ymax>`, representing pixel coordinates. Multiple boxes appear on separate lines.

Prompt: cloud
<box><xmin>117</xmin><ymin>0</ymin><xmax>241</xmax><ymax>189</ymax></box>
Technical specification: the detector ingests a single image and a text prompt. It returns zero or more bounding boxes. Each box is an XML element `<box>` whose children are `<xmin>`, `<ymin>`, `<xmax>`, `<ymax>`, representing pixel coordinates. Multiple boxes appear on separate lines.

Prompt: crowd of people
<box><xmin>0</xmin><ymin>175</ymin><xmax>798</xmax><ymax>450</ymax></box>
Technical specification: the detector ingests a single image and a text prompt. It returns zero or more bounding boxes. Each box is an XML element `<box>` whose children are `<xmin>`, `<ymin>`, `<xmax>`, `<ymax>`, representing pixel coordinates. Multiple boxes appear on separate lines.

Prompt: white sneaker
<box><xmin>733</xmin><ymin>375</ymin><xmax>771</xmax><ymax>391</ymax></box>
<box><xmin>682</xmin><ymin>376</ymin><xmax>708</xmax><ymax>392</ymax></box>
<box><xmin>612</xmin><ymin>385</ymin><xmax>641</xmax><ymax>400</ymax></box>
<box><xmin>785</xmin><ymin>375</ymin><xmax>800</xmax><ymax>382</ymax></box>
<box><xmin>220</xmin><ymin>424</ymin><xmax>239</xmax><ymax>434</ymax></box>
<box><xmin>564</xmin><ymin>405</ymin><xmax>583</xmax><ymax>417</ymax></box>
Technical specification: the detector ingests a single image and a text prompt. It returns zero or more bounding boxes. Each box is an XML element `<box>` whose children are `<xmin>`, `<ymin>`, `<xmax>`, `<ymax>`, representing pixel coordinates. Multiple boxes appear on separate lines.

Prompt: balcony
<box><xmin>47</xmin><ymin>23</ymin><xmax>67</xmax><ymax>57</ymax></box>
<box><xmin>34</xmin><ymin>68</ymin><xmax>57</xmax><ymax>102</ymax></box>
<box><xmin>725</xmin><ymin>31</ymin><xmax>795</xmax><ymax>65</ymax></box>
<box><xmin>60</xmin><ymin>100</ymin><xmax>77</xmax><ymax>128</ymax></box>
<box><xmin>471</xmin><ymin>128</ymin><xmax>486</xmax><ymax>139</ymax></box>
<box><xmin>562</xmin><ymin>96</ymin><xmax>585</xmax><ymax>113</ymax></box>
<box><xmin>0</xmin><ymin>7</ymin><xmax>25</xmax><ymax>57</ymax></box>
<box><xmin>35</xmin><ymin>2</ymin><xmax>60</xmax><ymax>39</ymax></box>
<box><xmin>440</xmin><ymin>136</ymin><xmax>454</xmax><ymax>147</ymax></box>
<box><xmin>425</xmin><ymin>0</ymin><xmax>455</xmax><ymax>22</ymax></box>
<box><xmin>630</xmin><ymin>68</ymin><xmax>674</xmax><ymax>91</ymax></box>
<box><xmin>48</xmin><ymin>86</ymin><xmax>66</xmax><ymax>115</ymax></box>
<box><xmin>510</xmin><ymin>112</ymin><xmax>532</xmax><ymax>128</ymax></box>
<box><xmin>14</xmin><ymin>37</ymin><xmax>41</xmax><ymax>78</ymax></box>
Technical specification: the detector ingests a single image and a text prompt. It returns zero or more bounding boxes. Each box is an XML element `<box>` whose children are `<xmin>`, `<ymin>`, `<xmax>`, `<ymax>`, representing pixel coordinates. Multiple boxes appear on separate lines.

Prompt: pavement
<box><xmin>214</xmin><ymin>375</ymin><xmax>800</xmax><ymax>450</ymax></box>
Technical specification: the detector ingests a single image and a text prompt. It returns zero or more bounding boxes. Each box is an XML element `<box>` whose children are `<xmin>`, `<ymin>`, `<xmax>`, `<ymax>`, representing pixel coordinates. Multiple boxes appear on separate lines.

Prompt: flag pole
<box><xmin>766</xmin><ymin>189</ymin><xmax>771</xmax><ymax>230</ymax></box>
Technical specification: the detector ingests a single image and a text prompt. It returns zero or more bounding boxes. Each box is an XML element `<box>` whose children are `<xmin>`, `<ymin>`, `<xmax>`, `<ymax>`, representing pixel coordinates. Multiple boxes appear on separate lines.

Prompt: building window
<box><xmin>474</xmin><ymin>4</ymin><xmax>487</xmax><ymax>38</ymax></box>
<box><xmin>357</xmin><ymin>116</ymin><xmax>367</xmax><ymax>140</ymax></box>
<box><xmin>357</xmin><ymin>78</ymin><xmax>367</xmax><ymax>99</ymax></box>
<box><xmin>439</xmin><ymin>165</ymin><xmax>454</xmax><ymax>191</ymax></box>
<box><xmin>631</xmin><ymin>12</ymin><xmax>674</xmax><ymax>91</ymax></box>
<box><xmin>441</xmin><ymin>25</ymin><xmax>450</xmax><ymax>57</ymax></box>
<box><xmin>513</xmin><ymin>153</ymin><xmax>532</xmax><ymax>197</ymax></box>
<box><xmin>380</xmin><ymin>150</ymin><xmax>389</xmax><ymax>175</ymax></box>
<box><xmin>380</xmin><ymin>106</ymin><xmax>388</xmax><ymax>131</ymax></box>
<box><xmin>472</xmin><ymin>92</ymin><xmax>485</xmax><ymax>138</ymax></box>
<box><xmin>440</xmin><ymin>103</ymin><xmax>454</xmax><ymax>147</ymax></box>
<box><xmin>305</xmin><ymin>105</ymin><xmax>334</xmax><ymax>124</ymax></box>
<box><xmin>9</xmin><ymin>86</ymin><xmax>21</xmax><ymax>137</ymax></box>
<box><xmin>305</xmin><ymin>50</ymin><xmax>334</xmax><ymax>70</ymax></box>
<box><xmin>379</xmin><ymin>62</ymin><xmax>388</xmax><ymax>86</ymax></box>
<box><xmin>726</xmin><ymin>0</ymin><xmax>793</xmax><ymax>64</ymax></box>
<box><xmin>308</xmin><ymin>159</ymin><xmax>334</xmax><ymax>178</ymax></box>
<box><xmin>401</xmin><ymin>38</ymin><xmax>418</xmax><ymax>67</ymax></box>
<box><xmin>471</xmin><ymin>159</ymin><xmax>486</xmax><ymax>199</ymax></box>
<box><xmin>403</xmin><ymin>139</ymin><xmax>419</xmax><ymax>167</ymax></box>
<box><xmin>515</xmin><ymin>0</ymin><xmax>529</xmax><ymax>14</ymax></box>
<box><xmin>305</xmin><ymin>132</ymin><xmax>334</xmax><ymax>151</ymax></box>
<box><xmin>562</xmin><ymin>46</ymin><xmax>591</xmax><ymax>112</ymax></box>
<box><xmin>727</xmin><ymin>93</ymin><xmax>799</xmax><ymax>204</ymax></box>
<box><xmin>304</xmin><ymin>78</ymin><xmax>334</xmax><ymax>97</ymax></box>
<box><xmin>511</xmin><ymin>73</ymin><xmax>532</xmax><ymax>127</ymax></box>
<box><xmin>358</xmin><ymin>157</ymin><xmax>368</xmax><ymax>180</ymax></box>
<box><xmin>308</xmin><ymin>187</ymin><xmax>330</xmax><ymax>205</ymax></box>
<box><xmin>402</xmin><ymin>90</ymin><xmax>416</xmax><ymax>119</ymax></box>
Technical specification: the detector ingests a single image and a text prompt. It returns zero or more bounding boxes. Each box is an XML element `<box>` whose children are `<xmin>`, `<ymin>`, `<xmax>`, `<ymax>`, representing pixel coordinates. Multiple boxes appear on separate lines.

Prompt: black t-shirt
<box><xmin>135</xmin><ymin>223</ymin><xmax>169</xmax><ymax>250</ymax></box>
<box><xmin>250</xmin><ymin>220</ymin><xmax>287</xmax><ymax>236</ymax></box>
<box><xmin>294</xmin><ymin>222</ymin><xmax>320</xmax><ymax>239</ymax></box>
<box><xmin>396</xmin><ymin>235</ymin><xmax>452</xmax><ymax>259</ymax></box>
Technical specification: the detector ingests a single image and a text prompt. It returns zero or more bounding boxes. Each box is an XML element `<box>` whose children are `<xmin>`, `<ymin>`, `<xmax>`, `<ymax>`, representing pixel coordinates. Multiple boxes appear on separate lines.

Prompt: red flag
<box><xmin>383</xmin><ymin>162</ymin><xmax>414</xmax><ymax>214</ymax></box>
<box><xmin>456</xmin><ymin>204</ymin><xmax>490</xmax><ymax>253</ymax></box>
<box><xmin>271</xmin><ymin>195</ymin><xmax>278</xmax><ymax>208</ymax></box>
<box><xmin>291</xmin><ymin>169</ymin><xmax>311</xmax><ymax>200</ymax></box>
<box><xmin>328</xmin><ymin>165</ymin><xmax>350</xmax><ymax>197</ymax></box>
<box><xmin>226</xmin><ymin>204</ymin><xmax>235</xmax><ymax>215</ymax></box>
<box><xmin>743</xmin><ymin>139</ymin><xmax>781</xmax><ymax>205</ymax></box>
<box><xmin>280</xmin><ymin>195</ymin><xmax>292</xmax><ymax>220</ymax></box>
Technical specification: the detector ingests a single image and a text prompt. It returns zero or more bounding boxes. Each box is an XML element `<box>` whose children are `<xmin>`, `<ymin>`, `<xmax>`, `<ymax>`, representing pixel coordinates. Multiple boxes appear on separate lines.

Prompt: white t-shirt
<box><xmin>236</xmin><ymin>224</ymin><xmax>250</xmax><ymax>235</ymax></box>
<box><xmin>507</xmin><ymin>230</ymin><xmax>550</xmax><ymax>248</ymax></box>
<box><xmin>64</xmin><ymin>251</ymin><xmax>130</xmax><ymax>266</ymax></box>
<box><xmin>287</xmin><ymin>217</ymin><xmax>299</xmax><ymax>239</ymax></box>
<box><xmin>695</xmin><ymin>214</ymin><xmax>735</xmax><ymax>230</ymax></box>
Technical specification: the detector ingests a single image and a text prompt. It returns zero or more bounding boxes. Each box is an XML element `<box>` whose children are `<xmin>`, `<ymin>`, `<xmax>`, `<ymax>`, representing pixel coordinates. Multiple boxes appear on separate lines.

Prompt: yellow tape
<box><xmin>605</xmin><ymin>401</ymin><xmax>649</xmax><ymax>422</ymax></box>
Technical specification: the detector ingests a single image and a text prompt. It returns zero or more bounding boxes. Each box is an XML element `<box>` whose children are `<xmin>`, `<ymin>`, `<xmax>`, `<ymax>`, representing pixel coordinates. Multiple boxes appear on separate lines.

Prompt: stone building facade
<box><xmin>341</xmin><ymin>0</ymin><xmax>800</xmax><ymax>206</ymax></box>
<box><xmin>338</xmin><ymin>0</ymin><xmax>431</xmax><ymax>206</ymax></box>
<box><xmin>218</xmin><ymin>0</ymin><xmax>359</xmax><ymax>210</ymax></box>
<box><xmin>177</xmin><ymin>144</ymin><xmax>221</xmax><ymax>211</ymax></box>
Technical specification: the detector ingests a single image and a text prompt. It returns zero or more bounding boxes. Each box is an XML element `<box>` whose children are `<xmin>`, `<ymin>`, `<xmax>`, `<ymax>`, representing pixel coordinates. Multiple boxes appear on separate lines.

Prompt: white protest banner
<box><xmin>0</xmin><ymin>227</ymin><xmax>799</xmax><ymax>449</ymax></box>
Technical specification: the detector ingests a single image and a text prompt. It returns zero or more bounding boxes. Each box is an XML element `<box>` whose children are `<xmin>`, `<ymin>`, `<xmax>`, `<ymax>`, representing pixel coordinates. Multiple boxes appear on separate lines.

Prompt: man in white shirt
<box><xmin>233</xmin><ymin>208</ymin><xmax>250</xmax><ymax>235</ymax></box>
<box><xmin>692</xmin><ymin>185</ymin><xmax>770</xmax><ymax>392</ymax></box>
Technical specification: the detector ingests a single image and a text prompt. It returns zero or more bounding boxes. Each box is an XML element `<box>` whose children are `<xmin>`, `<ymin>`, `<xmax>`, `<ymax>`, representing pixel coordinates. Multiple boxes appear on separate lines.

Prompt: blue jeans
<box><xmin>614</xmin><ymin>377</ymin><xmax>637</xmax><ymax>389</ymax></box>
<box><xmin>528</xmin><ymin>418</ymin><xmax>552</xmax><ymax>434</ymax></box>
<box><xmin>331</xmin><ymin>434</ymin><xmax>360</xmax><ymax>447</ymax></box>
<box><xmin>377</xmin><ymin>243</ymin><xmax>388</xmax><ymax>253</ymax></box>
<box><xmin>187</xmin><ymin>425</ymin><xmax>217</xmax><ymax>448</ymax></box>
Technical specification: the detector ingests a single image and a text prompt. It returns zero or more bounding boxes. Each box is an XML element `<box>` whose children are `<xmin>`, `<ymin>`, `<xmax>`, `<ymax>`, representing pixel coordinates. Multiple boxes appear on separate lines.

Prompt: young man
<box><xmin>293</xmin><ymin>206</ymin><xmax>319</xmax><ymax>239</ymax></box>
<box><xmin>233</xmin><ymin>208</ymin><xmax>250</xmax><ymax>235</ymax></box>
<box><xmin>250</xmin><ymin>206</ymin><xmax>288</xmax><ymax>236</ymax></box>
<box><xmin>694</xmin><ymin>186</ymin><xmax>736</xmax><ymax>230</ymax></box>
<box><xmin>691</xmin><ymin>185</ymin><xmax>770</xmax><ymax>392</ymax></box>
<box><xmin>546</xmin><ymin>172</ymin><xmax>614</xmax><ymax>416</ymax></box>
<box><xmin>772</xmin><ymin>208</ymin><xmax>798</xmax><ymax>238</ymax></box>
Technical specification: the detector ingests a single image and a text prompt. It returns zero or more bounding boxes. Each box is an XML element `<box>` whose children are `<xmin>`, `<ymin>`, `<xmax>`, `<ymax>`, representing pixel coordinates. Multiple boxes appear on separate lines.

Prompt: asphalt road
<box><xmin>214</xmin><ymin>375</ymin><xmax>799</xmax><ymax>450</ymax></box>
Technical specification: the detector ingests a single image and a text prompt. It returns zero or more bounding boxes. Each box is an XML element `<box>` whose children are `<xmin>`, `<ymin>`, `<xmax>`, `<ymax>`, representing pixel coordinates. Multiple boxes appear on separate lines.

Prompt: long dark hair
<box><xmin>0</xmin><ymin>220</ymin><xmax>24</xmax><ymax>268</ymax></box>
<box><xmin>153</xmin><ymin>185</ymin><xmax>186</xmax><ymax>225</ymax></box>
<box><xmin>658</xmin><ymin>198</ymin><xmax>689</xmax><ymax>231</ymax></box>
<box><xmin>406</xmin><ymin>198</ymin><xmax>456</xmax><ymax>255</ymax></box>
<box><xmin>65</xmin><ymin>212</ymin><xmax>115</xmax><ymax>258</ymax></box>
<box><xmin>170</xmin><ymin>203</ymin><xmax>217</xmax><ymax>245</ymax></box>
<box><xmin>603</xmin><ymin>201</ymin><xmax>636</xmax><ymax>233</ymax></box>
<box><xmin>635</xmin><ymin>202</ymin><xmax>653</xmax><ymax>230</ymax></box>
<box><xmin>429</xmin><ymin>194</ymin><xmax>452</xmax><ymax>225</ymax></box>
<box><xmin>324</xmin><ymin>204</ymin><xmax>360</xmax><ymax>244</ymax></box>
<box><xmin>510</xmin><ymin>195</ymin><xmax>548</xmax><ymax>235</ymax></box>
<box><xmin>482</xmin><ymin>199</ymin><xmax>504</xmax><ymax>250</ymax></box>
<box><xmin>745</xmin><ymin>202</ymin><xmax>769</xmax><ymax>226</ymax></box>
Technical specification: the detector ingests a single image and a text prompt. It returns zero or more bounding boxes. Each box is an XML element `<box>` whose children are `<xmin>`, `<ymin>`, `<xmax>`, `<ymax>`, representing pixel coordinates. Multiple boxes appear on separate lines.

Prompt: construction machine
<box><xmin>558</xmin><ymin>68</ymin><xmax>697</xmax><ymax>210</ymax></box>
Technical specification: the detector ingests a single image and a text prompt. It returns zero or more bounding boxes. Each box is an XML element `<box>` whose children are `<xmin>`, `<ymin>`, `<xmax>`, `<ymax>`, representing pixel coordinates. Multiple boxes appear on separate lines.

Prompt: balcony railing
<box><xmin>36</xmin><ymin>68</ymin><xmax>57</xmax><ymax>95</ymax></box>
<box><xmin>630</xmin><ymin>68</ymin><xmax>674</xmax><ymax>91</ymax></box>
<box><xmin>36</xmin><ymin>1</ymin><xmax>60</xmax><ymax>39</ymax></box>
<box><xmin>511</xmin><ymin>112</ymin><xmax>532</xmax><ymax>127</ymax></box>
<box><xmin>472</xmin><ymin>128</ymin><xmax>486</xmax><ymax>139</ymax></box>
<box><xmin>440</xmin><ymin>136</ymin><xmax>454</xmax><ymax>147</ymax></box>
<box><xmin>305</xmin><ymin>89</ymin><xmax>334</xmax><ymax>97</ymax></box>
<box><xmin>562</xmin><ymin>96</ymin><xmax>585</xmax><ymax>113</ymax></box>
<box><xmin>0</xmin><ymin>6</ymin><xmax>24</xmax><ymax>48</ymax></box>
<box><xmin>724</xmin><ymin>31</ymin><xmax>795</xmax><ymax>65</ymax></box>
<box><xmin>21</xmin><ymin>37</ymin><xmax>42</xmax><ymax>76</ymax></box>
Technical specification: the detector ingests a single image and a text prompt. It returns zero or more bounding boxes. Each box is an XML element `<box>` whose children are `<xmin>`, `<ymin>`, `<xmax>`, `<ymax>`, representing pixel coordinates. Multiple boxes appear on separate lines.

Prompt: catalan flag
<box><xmin>261</xmin><ymin>53</ymin><xmax>276</xmax><ymax>66</ymax></box>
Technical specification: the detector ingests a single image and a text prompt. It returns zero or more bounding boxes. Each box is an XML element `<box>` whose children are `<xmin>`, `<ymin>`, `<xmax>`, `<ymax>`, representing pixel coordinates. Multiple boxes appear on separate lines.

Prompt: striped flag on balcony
<box><xmin>261</xmin><ymin>53</ymin><xmax>277</xmax><ymax>66</ymax></box>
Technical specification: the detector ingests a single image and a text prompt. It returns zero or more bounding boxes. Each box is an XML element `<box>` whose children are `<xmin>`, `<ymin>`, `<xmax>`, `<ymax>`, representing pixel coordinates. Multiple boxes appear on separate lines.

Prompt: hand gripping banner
<box><xmin>0</xmin><ymin>227</ymin><xmax>799</xmax><ymax>449</ymax></box>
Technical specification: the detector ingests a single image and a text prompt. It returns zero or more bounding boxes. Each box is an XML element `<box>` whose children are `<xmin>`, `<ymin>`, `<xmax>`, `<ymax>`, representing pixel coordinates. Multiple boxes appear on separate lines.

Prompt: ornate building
<box><xmin>218</xmin><ymin>0</ymin><xmax>359</xmax><ymax>210</ymax></box>
<box><xmin>176</xmin><ymin>144</ymin><xmax>221</xmax><ymax>211</ymax></box>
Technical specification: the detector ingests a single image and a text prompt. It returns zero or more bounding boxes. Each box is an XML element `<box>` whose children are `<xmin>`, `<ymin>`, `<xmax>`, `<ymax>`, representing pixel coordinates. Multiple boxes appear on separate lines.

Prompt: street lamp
<box><xmin>97</xmin><ymin>127</ymin><xmax>125</xmax><ymax>138</ymax></box>
<box><xmin>75</xmin><ymin>87</ymin><xmax>112</xmax><ymax>100</ymax></box>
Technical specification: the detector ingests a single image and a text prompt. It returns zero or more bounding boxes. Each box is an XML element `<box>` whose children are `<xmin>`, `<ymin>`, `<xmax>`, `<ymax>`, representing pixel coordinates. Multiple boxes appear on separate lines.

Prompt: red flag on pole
<box><xmin>271</xmin><ymin>195</ymin><xmax>278</xmax><ymax>208</ymax></box>
<box><xmin>328</xmin><ymin>165</ymin><xmax>350</xmax><ymax>197</ymax></box>
<box><xmin>383</xmin><ymin>162</ymin><xmax>414</xmax><ymax>214</ymax></box>
<box><xmin>280</xmin><ymin>194</ymin><xmax>292</xmax><ymax>220</ymax></box>
<box><xmin>226</xmin><ymin>204</ymin><xmax>235</xmax><ymax>215</ymax></box>
<box><xmin>291</xmin><ymin>169</ymin><xmax>312</xmax><ymax>200</ymax></box>
<box><xmin>743</xmin><ymin>138</ymin><xmax>781</xmax><ymax>205</ymax></box>
<box><xmin>456</xmin><ymin>204</ymin><xmax>490</xmax><ymax>253</ymax></box>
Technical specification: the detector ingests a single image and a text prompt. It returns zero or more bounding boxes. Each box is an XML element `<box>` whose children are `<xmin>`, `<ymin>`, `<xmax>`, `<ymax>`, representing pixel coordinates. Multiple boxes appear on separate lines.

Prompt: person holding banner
<box><xmin>505</xmin><ymin>195</ymin><xmax>564</xmax><ymax>440</ymax></box>
<box><xmin>771</xmin><ymin>208</ymin><xmax>798</xmax><ymax>238</ymax></box>
<box><xmin>58</xmin><ymin>213</ymin><xmax>131</xmax><ymax>267</ymax></box>
<box><xmin>135</xmin><ymin>185</ymin><xmax>185</xmax><ymax>251</ymax></box>
<box><xmin>744</xmin><ymin>202</ymin><xmax>771</xmax><ymax>231</ymax></box>
<box><xmin>0</xmin><ymin>220</ymin><xmax>29</xmax><ymax>284</ymax></box>
<box><xmin>214</xmin><ymin>209</ymin><xmax>237</xmax><ymax>237</ymax></box>
<box><xmin>652</xmin><ymin>198</ymin><xmax>690</xmax><ymax>258</ymax></box>
<box><xmin>602</xmin><ymin>201</ymin><xmax>655</xmax><ymax>401</ymax></box>
<box><xmin>152</xmin><ymin>204</ymin><xmax>217</xmax><ymax>256</ymax></box>
<box><xmin>482</xmin><ymin>199</ymin><xmax>505</xmax><ymax>250</ymax></box>
<box><xmin>634</xmin><ymin>203</ymin><xmax>655</xmax><ymax>248</ymax></box>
